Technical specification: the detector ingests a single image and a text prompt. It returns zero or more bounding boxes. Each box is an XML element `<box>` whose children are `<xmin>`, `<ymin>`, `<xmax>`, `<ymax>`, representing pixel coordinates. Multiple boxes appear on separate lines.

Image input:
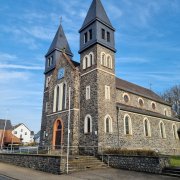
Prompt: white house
<box><xmin>12</xmin><ymin>123</ymin><xmax>34</xmax><ymax>144</ymax></box>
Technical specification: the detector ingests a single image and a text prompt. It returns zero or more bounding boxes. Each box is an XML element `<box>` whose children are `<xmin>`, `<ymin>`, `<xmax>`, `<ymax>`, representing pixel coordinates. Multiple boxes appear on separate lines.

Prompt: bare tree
<box><xmin>161</xmin><ymin>85</ymin><xmax>180</xmax><ymax>119</ymax></box>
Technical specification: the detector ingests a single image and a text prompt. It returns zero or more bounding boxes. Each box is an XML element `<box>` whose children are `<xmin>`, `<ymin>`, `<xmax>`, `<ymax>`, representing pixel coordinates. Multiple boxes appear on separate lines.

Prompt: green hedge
<box><xmin>103</xmin><ymin>148</ymin><xmax>159</xmax><ymax>157</ymax></box>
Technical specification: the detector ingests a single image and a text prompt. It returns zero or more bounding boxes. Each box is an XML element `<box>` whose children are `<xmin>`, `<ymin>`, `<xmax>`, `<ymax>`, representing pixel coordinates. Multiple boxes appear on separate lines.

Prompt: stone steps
<box><xmin>162</xmin><ymin>167</ymin><xmax>180</xmax><ymax>178</ymax></box>
<box><xmin>63</xmin><ymin>156</ymin><xmax>108</xmax><ymax>173</ymax></box>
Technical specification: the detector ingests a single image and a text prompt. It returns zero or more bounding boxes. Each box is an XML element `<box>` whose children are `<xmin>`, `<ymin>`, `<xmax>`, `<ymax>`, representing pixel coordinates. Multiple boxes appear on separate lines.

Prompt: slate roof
<box><xmin>71</xmin><ymin>59</ymin><xmax>80</xmax><ymax>67</ymax></box>
<box><xmin>46</xmin><ymin>24</ymin><xmax>73</xmax><ymax>57</ymax></box>
<box><xmin>116</xmin><ymin>78</ymin><xmax>171</xmax><ymax>106</ymax></box>
<box><xmin>80</xmin><ymin>0</ymin><xmax>114</xmax><ymax>31</ymax></box>
<box><xmin>0</xmin><ymin>119</ymin><xmax>12</xmax><ymax>130</ymax></box>
<box><xmin>117</xmin><ymin>103</ymin><xmax>179</xmax><ymax>122</ymax></box>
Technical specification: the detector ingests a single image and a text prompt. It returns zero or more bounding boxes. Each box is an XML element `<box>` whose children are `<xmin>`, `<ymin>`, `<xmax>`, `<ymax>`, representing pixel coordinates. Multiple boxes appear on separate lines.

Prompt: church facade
<box><xmin>40</xmin><ymin>0</ymin><xmax>180</xmax><ymax>155</ymax></box>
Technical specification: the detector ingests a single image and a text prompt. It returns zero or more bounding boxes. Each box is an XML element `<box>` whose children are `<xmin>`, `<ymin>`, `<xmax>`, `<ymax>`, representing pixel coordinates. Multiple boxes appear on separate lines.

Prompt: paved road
<box><xmin>0</xmin><ymin>162</ymin><xmax>178</xmax><ymax>180</ymax></box>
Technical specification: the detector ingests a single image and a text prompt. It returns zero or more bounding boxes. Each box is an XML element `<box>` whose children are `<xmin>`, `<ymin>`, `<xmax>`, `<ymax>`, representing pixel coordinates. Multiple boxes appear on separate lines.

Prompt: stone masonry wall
<box><xmin>117</xmin><ymin>110</ymin><xmax>180</xmax><ymax>155</ymax></box>
<box><xmin>116</xmin><ymin>89</ymin><xmax>172</xmax><ymax>117</ymax></box>
<box><xmin>40</xmin><ymin>52</ymin><xmax>80</xmax><ymax>149</ymax></box>
<box><xmin>0</xmin><ymin>154</ymin><xmax>62</xmax><ymax>174</ymax></box>
<box><xmin>101</xmin><ymin>155</ymin><xmax>169</xmax><ymax>174</ymax></box>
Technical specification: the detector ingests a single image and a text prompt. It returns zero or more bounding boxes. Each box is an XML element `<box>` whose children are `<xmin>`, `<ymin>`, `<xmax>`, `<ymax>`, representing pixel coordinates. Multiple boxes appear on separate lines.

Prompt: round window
<box><xmin>139</xmin><ymin>99</ymin><xmax>144</xmax><ymax>107</ymax></box>
<box><xmin>124</xmin><ymin>95</ymin><xmax>129</xmax><ymax>103</ymax></box>
<box><xmin>152</xmin><ymin>102</ymin><xmax>156</xmax><ymax>110</ymax></box>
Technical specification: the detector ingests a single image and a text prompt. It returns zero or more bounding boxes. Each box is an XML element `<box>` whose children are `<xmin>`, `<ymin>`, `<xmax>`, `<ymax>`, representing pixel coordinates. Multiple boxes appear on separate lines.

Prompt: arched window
<box><xmin>104</xmin><ymin>115</ymin><xmax>112</xmax><ymax>133</ymax></box>
<box><xmin>56</xmin><ymin>86</ymin><xmax>59</xmax><ymax>112</ymax></box>
<box><xmin>84</xmin><ymin>115</ymin><xmax>92</xmax><ymax>134</ymax></box>
<box><xmin>46</xmin><ymin>76</ymin><xmax>52</xmax><ymax>88</ymax></box>
<box><xmin>62</xmin><ymin>83</ymin><xmax>66</xmax><ymax>110</ymax></box>
<box><xmin>159</xmin><ymin>121</ymin><xmax>166</xmax><ymax>138</ymax></box>
<box><xmin>124</xmin><ymin>114</ymin><xmax>132</xmax><ymax>135</ymax></box>
<box><xmin>83</xmin><ymin>56</ymin><xmax>89</xmax><ymax>69</ymax></box>
<box><xmin>101</xmin><ymin>52</ymin><xmax>106</xmax><ymax>66</ymax></box>
<box><xmin>53</xmin><ymin>85</ymin><xmax>60</xmax><ymax>112</ymax></box>
<box><xmin>164</xmin><ymin>109</ymin><xmax>168</xmax><ymax>116</ymax></box>
<box><xmin>144</xmin><ymin>118</ymin><xmax>151</xmax><ymax>137</ymax></box>
<box><xmin>172</xmin><ymin>124</ymin><xmax>178</xmax><ymax>139</ymax></box>
<box><xmin>89</xmin><ymin>52</ymin><xmax>94</xmax><ymax>66</ymax></box>
<box><xmin>107</xmin><ymin>55</ymin><xmax>112</xmax><ymax>69</ymax></box>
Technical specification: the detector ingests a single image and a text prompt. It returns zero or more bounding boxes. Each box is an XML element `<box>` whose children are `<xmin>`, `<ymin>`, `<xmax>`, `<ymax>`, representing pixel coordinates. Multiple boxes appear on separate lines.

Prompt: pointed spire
<box><xmin>80</xmin><ymin>0</ymin><xmax>114</xmax><ymax>31</ymax></box>
<box><xmin>46</xmin><ymin>24</ymin><xmax>73</xmax><ymax>57</ymax></box>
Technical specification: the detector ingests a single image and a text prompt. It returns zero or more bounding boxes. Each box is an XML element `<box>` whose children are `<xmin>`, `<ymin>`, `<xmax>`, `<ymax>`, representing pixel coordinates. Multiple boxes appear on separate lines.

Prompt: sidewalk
<box><xmin>0</xmin><ymin>162</ymin><xmax>178</xmax><ymax>180</ymax></box>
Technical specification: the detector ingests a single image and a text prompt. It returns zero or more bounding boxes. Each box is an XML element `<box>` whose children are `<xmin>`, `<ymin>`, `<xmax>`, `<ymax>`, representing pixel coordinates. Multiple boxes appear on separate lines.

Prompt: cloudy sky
<box><xmin>0</xmin><ymin>0</ymin><xmax>180</xmax><ymax>133</ymax></box>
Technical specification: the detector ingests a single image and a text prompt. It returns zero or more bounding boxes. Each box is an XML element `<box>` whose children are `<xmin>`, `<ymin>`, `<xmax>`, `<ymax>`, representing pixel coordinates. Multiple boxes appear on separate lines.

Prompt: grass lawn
<box><xmin>170</xmin><ymin>156</ymin><xmax>180</xmax><ymax>167</ymax></box>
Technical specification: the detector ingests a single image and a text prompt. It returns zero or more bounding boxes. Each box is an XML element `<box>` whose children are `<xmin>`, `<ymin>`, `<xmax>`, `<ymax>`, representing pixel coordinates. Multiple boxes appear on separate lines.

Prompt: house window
<box><xmin>144</xmin><ymin>118</ymin><xmax>151</xmax><ymax>137</ymax></box>
<box><xmin>104</xmin><ymin>115</ymin><xmax>112</xmax><ymax>133</ymax></box>
<box><xmin>172</xmin><ymin>124</ymin><xmax>178</xmax><ymax>139</ymax></box>
<box><xmin>14</xmin><ymin>131</ymin><xmax>17</xmax><ymax>134</ymax></box>
<box><xmin>84</xmin><ymin>32</ymin><xmax>88</xmax><ymax>43</ymax></box>
<box><xmin>101</xmin><ymin>29</ymin><xmax>105</xmax><ymax>39</ymax></box>
<box><xmin>159</xmin><ymin>121</ymin><xmax>166</xmax><ymax>138</ymax></box>
<box><xmin>84</xmin><ymin>115</ymin><xmax>92</xmax><ymax>134</ymax></box>
<box><xmin>21</xmin><ymin>129</ymin><xmax>23</xmax><ymax>132</ymax></box>
<box><xmin>89</xmin><ymin>29</ymin><xmax>92</xmax><ymax>40</ymax></box>
<box><xmin>86</xmin><ymin>86</ymin><xmax>90</xmax><ymax>100</ymax></box>
<box><xmin>25</xmin><ymin>132</ymin><xmax>27</xmax><ymax>135</ymax></box>
<box><xmin>107</xmin><ymin>32</ymin><xmax>110</xmax><ymax>42</ymax></box>
<box><xmin>138</xmin><ymin>98</ymin><xmax>144</xmax><ymax>107</ymax></box>
<box><xmin>124</xmin><ymin>114</ymin><xmax>132</xmax><ymax>135</ymax></box>
<box><xmin>123</xmin><ymin>93</ymin><xmax>130</xmax><ymax>103</ymax></box>
<box><xmin>105</xmin><ymin>85</ymin><xmax>110</xmax><ymax>100</ymax></box>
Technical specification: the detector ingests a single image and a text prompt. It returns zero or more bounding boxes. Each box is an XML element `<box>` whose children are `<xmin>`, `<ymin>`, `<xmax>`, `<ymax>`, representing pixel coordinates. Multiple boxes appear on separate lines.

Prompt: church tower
<box><xmin>40</xmin><ymin>23</ymin><xmax>80</xmax><ymax>149</ymax></box>
<box><xmin>79</xmin><ymin>0</ymin><xmax>117</xmax><ymax>151</ymax></box>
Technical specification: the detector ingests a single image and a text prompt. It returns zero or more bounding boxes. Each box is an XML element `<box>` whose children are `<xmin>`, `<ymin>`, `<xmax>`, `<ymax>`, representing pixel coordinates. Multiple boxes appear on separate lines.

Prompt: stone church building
<box><xmin>40</xmin><ymin>0</ymin><xmax>180</xmax><ymax>155</ymax></box>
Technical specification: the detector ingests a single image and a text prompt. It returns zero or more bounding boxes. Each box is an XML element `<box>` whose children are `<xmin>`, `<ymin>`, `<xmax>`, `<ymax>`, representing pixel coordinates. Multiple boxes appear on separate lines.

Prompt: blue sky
<box><xmin>0</xmin><ymin>0</ymin><xmax>180</xmax><ymax>133</ymax></box>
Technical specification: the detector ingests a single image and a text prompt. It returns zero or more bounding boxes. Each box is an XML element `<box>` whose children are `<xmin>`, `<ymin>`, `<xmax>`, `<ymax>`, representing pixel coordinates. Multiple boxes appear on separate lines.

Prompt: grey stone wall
<box><xmin>116</xmin><ymin>89</ymin><xmax>172</xmax><ymax>117</ymax></box>
<box><xmin>0</xmin><ymin>153</ymin><xmax>62</xmax><ymax>174</ymax></box>
<box><xmin>40</xmin><ymin>52</ymin><xmax>80</xmax><ymax>149</ymax></box>
<box><xmin>116</xmin><ymin>110</ymin><xmax>180</xmax><ymax>155</ymax></box>
<box><xmin>101</xmin><ymin>155</ymin><xmax>169</xmax><ymax>174</ymax></box>
<box><xmin>79</xmin><ymin>44</ymin><xmax>117</xmax><ymax>150</ymax></box>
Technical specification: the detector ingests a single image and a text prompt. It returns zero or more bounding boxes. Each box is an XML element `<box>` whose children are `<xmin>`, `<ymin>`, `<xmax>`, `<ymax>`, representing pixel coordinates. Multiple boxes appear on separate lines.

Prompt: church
<box><xmin>40</xmin><ymin>0</ymin><xmax>180</xmax><ymax>155</ymax></box>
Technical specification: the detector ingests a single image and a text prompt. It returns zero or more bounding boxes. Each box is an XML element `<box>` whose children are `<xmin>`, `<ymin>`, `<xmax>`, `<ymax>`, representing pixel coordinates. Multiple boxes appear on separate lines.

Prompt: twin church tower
<box><xmin>40</xmin><ymin>0</ymin><xmax>117</xmax><ymax>151</ymax></box>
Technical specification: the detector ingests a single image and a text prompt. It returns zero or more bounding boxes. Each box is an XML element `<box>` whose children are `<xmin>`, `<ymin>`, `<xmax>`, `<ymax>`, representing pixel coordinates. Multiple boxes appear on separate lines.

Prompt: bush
<box><xmin>103</xmin><ymin>148</ymin><xmax>159</xmax><ymax>157</ymax></box>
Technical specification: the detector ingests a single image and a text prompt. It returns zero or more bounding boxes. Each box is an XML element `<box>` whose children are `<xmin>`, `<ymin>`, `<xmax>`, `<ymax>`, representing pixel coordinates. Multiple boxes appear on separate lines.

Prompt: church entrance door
<box><xmin>53</xmin><ymin>119</ymin><xmax>63</xmax><ymax>149</ymax></box>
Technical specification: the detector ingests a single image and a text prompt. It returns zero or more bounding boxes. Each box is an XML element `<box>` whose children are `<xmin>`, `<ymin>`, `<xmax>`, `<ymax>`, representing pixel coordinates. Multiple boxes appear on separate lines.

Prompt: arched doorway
<box><xmin>53</xmin><ymin>119</ymin><xmax>63</xmax><ymax>149</ymax></box>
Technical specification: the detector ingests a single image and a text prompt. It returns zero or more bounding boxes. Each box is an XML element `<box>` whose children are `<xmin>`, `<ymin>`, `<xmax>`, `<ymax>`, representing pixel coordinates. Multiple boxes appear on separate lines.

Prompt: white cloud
<box><xmin>0</xmin><ymin>52</ymin><xmax>17</xmax><ymax>62</ymax></box>
<box><xmin>116</xmin><ymin>57</ymin><xmax>148</xmax><ymax>64</ymax></box>
<box><xmin>0</xmin><ymin>64</ymin><xmax>44</xmax><ymax>70</ymax></box>
<box><xmin>0</xmin><ymin>70</ymin><xmax>30</xmax><ymax>82</ymax></box>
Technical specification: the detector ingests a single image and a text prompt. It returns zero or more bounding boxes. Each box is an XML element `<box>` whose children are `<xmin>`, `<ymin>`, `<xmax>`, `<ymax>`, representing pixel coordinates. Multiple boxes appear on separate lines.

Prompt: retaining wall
<box><xmin>0</xmin><ymin>153</ymin><xmax>63</xmax><ymax>174</ymax></box>
<box><xmin>101</xmin><ymin>155</ymin><xmax>169</xmax><ymax>174</ymax></box>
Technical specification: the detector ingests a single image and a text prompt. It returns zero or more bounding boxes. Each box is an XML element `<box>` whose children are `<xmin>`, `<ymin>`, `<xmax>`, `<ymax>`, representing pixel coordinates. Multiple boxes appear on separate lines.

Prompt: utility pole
<box><xmin>67</xmin><ymin>87</ymin><xmax>71</xmax><ymax>174</ymax></box>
